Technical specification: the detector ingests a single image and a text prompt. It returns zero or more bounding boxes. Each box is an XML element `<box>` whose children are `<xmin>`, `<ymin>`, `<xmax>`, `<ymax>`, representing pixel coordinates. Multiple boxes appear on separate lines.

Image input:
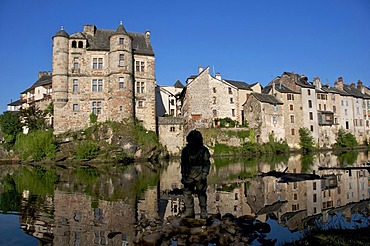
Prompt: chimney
<box><xmin>84</xmin><ymin>24</ymin><xmax>96</xmax><ymax>36</ymax></box>
<box><xmin>350</xmin><ymin>82</ymin><xmax>355</xmax><ymax>89</ymax></box>
<box><xmin>313</xmin><ymin>77</ymin><xmax>322</xmax><ymax>89</ymax></box>
<box><xmin>215</xmin><ymin>72</ymin><xmax>221</xmax><ymax>80</ymax></box>
<box><xmin>145</xmin><ymin>29</ymin><xmax>151</xmax><ymax>38</ymax></box>
<box><xmin>334</xmin><ymin>77</ymin><xmax>344</xmax><ymax>91</ymax></box>
<box><xmin>38</xmin><ymin>71</ymin><xmax>51</xmax><ymax>79</ymax></box>
<box><xmin>198</xmin><ymin>66</ymin><xmax>203</xmax><ymax>74</ymax></box>
<box><xmin>357</xmin><ymin>80</ymin><xmax>364</xmax><ymax>93</ymax></box>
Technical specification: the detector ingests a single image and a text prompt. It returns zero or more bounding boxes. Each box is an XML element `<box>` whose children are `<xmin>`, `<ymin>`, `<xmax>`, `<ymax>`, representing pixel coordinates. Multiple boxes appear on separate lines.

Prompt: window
<box><xmin>324</xmin><ymin>104</ymin><xmax>326</xmax><ymax>110</ymax></box>
<box><xmin>119</xmin><ymin>54</ymin><xmax>124</xmax><ymax>66</ymax></box>
<box><xmin>213</xmin><ymin>97</ymin><xmax>216</xmax><ymax>104</ymax></box>
<box><xmin>73</xmin><ymin>58</ymin><xmax>79</xmax><ymax>70</ymax></box>
<box><xmin>78</xmin><ymin>41</ymin><xmax>83</xmax><ymax>48</ymax></box>
<box><xmin>213</xmin><ymin>87</ymin><xmax>216</xmax><ymax>93</ymax></box>
<box><xmin>291</xmin><ymin>128</ymin><xmax>295</xmax><ymax>135</ymax></box>
<box><xmin>308</xmin><ymin>89</ymin><xmax>311</xmax><ymax>96</ymax></box>
<box><xmin>230</xmin><ymin>98</ymin><xmax>234</xmax><ymax>104</ymax></box>
<box><xmin>294</xmin><ymin>194</ymin><xmax>297</xmax><ymax>200</ymax></box>
<box><xmin>274</xmin><ymin>104</ymin><xmax>277</xmax><ymax>112</ymax></box>
<box><xmin>92</xmin><ymin>79</ymin><xmax>103</xmax><ymax>92</ymax></box>
<box><xmin>72</xmin><ymin>41</ymin><xmax>77</xmax><ymax>48</ymax></box>
<box><xmin>92</xmin><ymin>101</ymin><xmax>102</xmax><ymax>115</ymax></box>
<box><xmin>73</xmin><ymin>79</ymin><xmax>78</xmax><ymax>92</ymax></box>
<box><xmin>308</xmin><ymin>100</ymin><xmax>312</xmax><ymax>108</ymax></box>
<box><xmin>135</xmin><ymin>61</ymin><xmax>145</xmax><ymax>72</ymax></box>
<box><xmin>213</xmin><ymin>109</ymin><xmax>217</xmax><ymax>116</ymax></box>
<box><xmin>345</xmin><ymin>109</ymin><xmax>348</xmax><ymax>116</ymax></box>
<box><xmin>273</xmin><ymin>116</ymin><xmax>277</xmax><ymax>124</ymax></box>
<box><xmin>287</xmin><ymin>93</ymin><xmax>294</xmax><ymax>100</ymax></box>
<box><xmin>228</xmin><ymin>87</ymin><xmax>232</xmax><ymax>94</ymax></box>
<box><xmin>309</xmin><ymin>112</ymin><xmax>313</xmax><ymax>120</ymax></box>
<box><xmin>170</xmin><ymin>99</ymin><xmax>175</xmax><ymax>106</ymax></box>
<box><xmin>333</xmin><ymin>106</ymin><xmax>336</xmax><ymax>113</ymax></box>
<box><xmin>170</xmin><ymin>109</ymin><xmax>175</xmax><ymax>115</ymax></box>
<box><xmin>170</xmin><ymin>126</ymin><xmax>175</xmax><ymax>132</ymax></box>
<box><xmin>138</xmin><ymin>101</ymin><xmax>144</xmax><ymax>107</ymax></box>
<box><xmin>119</xmin><ymin>77</ymin><xmax>124</xmax><ymax>89</ymax></box>
<box><xmin>313</xmin><ymin>194</ymin><xmax>317</xmax><ymax>202</ymax></box>
<box><xmin>319</xmin><ymin>104</ymin><xmax>321</xmax><ymax>110</ymax></box>
<box><xmin>290</xmin><ymin>115</ymin><xmax>295</xmax><ymax>123</ymax></box>
<box><xmin>93</xmin><ymin>58</ymin><xmax>103</xmax><ymax>69</ymax></box>
<box><xmin>290</xmin><ymin>104</ymin><xmax>293</xmax><ymax>111</ymax></box>
<box><xmin>119</xmin><ymin>38</ymin><xmax>124</xmax><ymax>45</ymax></box>
<box><xmin>136</xmin><ymin>81</ymin><xmax>145</xmax><ymax>93</ymax></box>
<box><xmin>231</xmin><ymin>109</ymin><xmax>235</xmax><ymax>116</ymax></box>
<box><xmin>73</xmin><ymin>104</ymin><xmax>79</xmax><ymax>111</ymax></box>
<box><xmin>341</xmin><ymin>100</ymin><xmax>344</xmax><ymax>106</ymax></box>
<box><xmin>310</xmin><ymin>125</ymin><xmax>313</xmax><ymax>131</ymax></box>
<box><xmin>313</xmin><ymin>182</ymin><xmax>316</xmax><ymax>190</ymax></box>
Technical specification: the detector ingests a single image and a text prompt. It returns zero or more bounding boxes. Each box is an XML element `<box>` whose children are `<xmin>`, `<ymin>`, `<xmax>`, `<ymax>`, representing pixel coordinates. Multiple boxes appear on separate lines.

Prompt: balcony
<box><xmin>318</xmin><ymin>111</ymin><xmax>334</xmax><ymax>126</ymax></box>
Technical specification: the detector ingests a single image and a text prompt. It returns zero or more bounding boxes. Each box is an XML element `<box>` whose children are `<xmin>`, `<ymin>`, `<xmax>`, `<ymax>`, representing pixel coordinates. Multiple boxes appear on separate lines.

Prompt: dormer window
<box><xmin>78</xmin><ymin>41</ymin><xmax>83</xmax><ymax>48</ymax></box>
<box><xmin>119</xmin><ymin>38</ymin><xmax>124</xmax><ymax>45</ymax></box>
<box><xmin>72</xmin><ymin>41</ymin><xmax>77</xmax><ymax>48</ymax></box>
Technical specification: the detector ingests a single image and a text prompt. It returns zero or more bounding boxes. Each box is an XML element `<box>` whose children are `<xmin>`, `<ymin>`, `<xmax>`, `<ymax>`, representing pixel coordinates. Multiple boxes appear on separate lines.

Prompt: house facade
<box><xmin>52</xmin><ymin>23</ymin><xmax>156</xmax><ymax>134</ymax></box>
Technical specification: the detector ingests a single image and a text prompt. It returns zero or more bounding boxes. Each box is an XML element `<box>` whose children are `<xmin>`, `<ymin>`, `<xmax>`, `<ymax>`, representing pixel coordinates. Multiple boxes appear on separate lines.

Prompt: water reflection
<box><xmin>0</xmin><ymin>151</ymin><xmax>369</xmax><ymax>245</ymax></box>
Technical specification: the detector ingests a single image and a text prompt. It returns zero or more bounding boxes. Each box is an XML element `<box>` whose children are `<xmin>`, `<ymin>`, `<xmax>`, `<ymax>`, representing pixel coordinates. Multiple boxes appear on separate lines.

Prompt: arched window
<box><xmin>78</xmin><ymin>41</ymin><xmax>83</xmax><ymax>48</ymax></box>
<box><xmin>71</xmin><ymin>41</ymin><xmax>77</xmax><ymax>48</ymax></box>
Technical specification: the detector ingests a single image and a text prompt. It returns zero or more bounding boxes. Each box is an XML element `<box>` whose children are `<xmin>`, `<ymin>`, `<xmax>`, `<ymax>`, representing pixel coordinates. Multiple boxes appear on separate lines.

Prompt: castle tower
<box><xmin>108</xmin><ymin>21</ymin><xmax>134</xmax><ymax>121</ymax></box>
<box><xmin>52</xmin><ymin>27</ymin><xmax>69</xmax><ymax>134</ymax></box>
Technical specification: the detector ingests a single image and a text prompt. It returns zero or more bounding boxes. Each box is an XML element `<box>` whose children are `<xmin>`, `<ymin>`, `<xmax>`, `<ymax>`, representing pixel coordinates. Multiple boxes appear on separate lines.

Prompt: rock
<box><xmin>254</xmin><ymin>221</ymin><xmax>271</xmax><ymax>233</ymax></box>
<box><xmin>142</xmin><ymin>232</ymin><xmax>162</xmax><ymax>246</ymax></box>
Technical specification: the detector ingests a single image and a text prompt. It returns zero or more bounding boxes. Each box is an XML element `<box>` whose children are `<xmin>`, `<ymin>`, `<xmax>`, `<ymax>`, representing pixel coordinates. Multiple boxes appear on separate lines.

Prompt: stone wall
<box><xmin>158</xmin><ymin>117</ymin><xmax>184</xmax><ymax>154</ymax></box>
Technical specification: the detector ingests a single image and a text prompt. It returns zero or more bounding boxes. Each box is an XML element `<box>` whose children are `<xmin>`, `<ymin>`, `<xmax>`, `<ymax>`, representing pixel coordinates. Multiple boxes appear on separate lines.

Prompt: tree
<box><xmin>336</xmin><ymin>128</ymin><xmax>358</xmax><ymax>148</ymax></box>
<box><xmin>299</xmin><ymin>127</ymin><xmax>315</xmax><ymax>153</ymax></box>
<box><xmin>0</xmin><ymin>111</ymin><xmax>22</xmax><ymax>150</ymax></box>
<box><xmin>20</xmin><ymin>105</ymin><xmax>47</xmax><ymax>132</ymax></box>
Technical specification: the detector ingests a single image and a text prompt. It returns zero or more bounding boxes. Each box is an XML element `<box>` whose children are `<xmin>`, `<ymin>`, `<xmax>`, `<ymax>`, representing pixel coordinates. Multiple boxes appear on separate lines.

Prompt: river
<box><xmin>0</xmin><ymin>151</ymin><xmax>369</xmax><ymax>245</ymax></box>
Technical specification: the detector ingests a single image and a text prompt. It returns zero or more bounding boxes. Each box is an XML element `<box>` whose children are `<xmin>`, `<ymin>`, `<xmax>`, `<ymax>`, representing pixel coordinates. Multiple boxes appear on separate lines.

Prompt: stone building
<box><xmin>156</xmin><ymin>80</ymin><xmax>184</xmax><ymax>117</ymax></box>
<box><xmin>243</xmin><ymin>92</ymin><xmax>284</xmax><ymax>143</ymax></box>
<box><xmin>52</xmin><ymin>22</ymin><xmax>156</xmax><ymax>134</ymax></box>
<box><xmin>181</xmin><ymin>66</ymin><xmax>259</xmax><ymax>134</ymax></box>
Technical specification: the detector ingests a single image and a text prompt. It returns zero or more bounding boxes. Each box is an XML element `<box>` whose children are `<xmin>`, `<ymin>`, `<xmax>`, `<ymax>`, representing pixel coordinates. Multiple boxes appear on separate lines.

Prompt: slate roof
<box><xmin>7</xmin><ymin>99</ymin><xmax>22</xmax><ymax>106</ymax></box>
<box><xmin>343</xmin><ymin>84</ymin><xmax>370</xmax><ymax>99</ymax></box>
<box><xmin>54</xmin><ymin>29</ymin><xmax>69</xmax><ymax>38</ymax></box>
<box><xmin>262</xmin><ymin>83</ymin><xmax>299</xmax><ymax>94</ymax></box>
<box><xmin>21</xmin><ymin>75</ymin><xmax>52</xmax><ymax>94</ymax></box>
<box><xmin>173</xmin><ymin>80</ymin><xmax>185</xmax><ymax>88</ymax></box>
<box><xmin>224</xmin><ymin>79</ymin><xmax>252</xmax><ymax>90</ymax></box>
<box><xmin>252</xmin><ymin>93</ymin><xmax>283</xmax><ymax>105</ymax></box>
<box><xmin>81</xmin><ymin>28</ymin><xmax>154</xmax><ymax>55</ymax></box>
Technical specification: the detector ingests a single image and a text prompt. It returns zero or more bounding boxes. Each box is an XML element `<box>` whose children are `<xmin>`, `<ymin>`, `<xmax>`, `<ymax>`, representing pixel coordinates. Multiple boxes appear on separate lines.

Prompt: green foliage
<box><xmin>20</xmin><ymin>105</ymin><xmax>47</xmax><ymax>132</ymax></box>
<box><xmin>335</xmin><ymin>129</ymin><xmax>358</xmax><ymax>148</ymax></box>
<box><xmin>44</xmin><ymin>102</ymin><xmax>54</xmax><ymax>116</ymax></box>
<box><xmin>14</xmin><ymin>166</ymin><xmax>58</xmax><ymax>195</ymax></box>
<box><xmin>0</xmin><ymin>175</ymin><xmax>21</xmax><ymax>213</ymax></box>
<box><xmin>75</xmin><ymin>140</ymin><xmax>100</xmax><ymax>160</ymax></box>
<box><xmin>337</xmin><ymin>151</ymin><xmax>358</xmax><ymax>166</ymax></box>
<box><xmin>215</xmin><ymin>117</ymin><xmax>237</xmax><ymax>128</ymax></box>
<box><xmin>0</xmin><ymin>111</ymin><xmax>22</xmax><ymax>150</ymax></box>
<box><xmin>13</xmin><ymin>130</ymin><xmax>56</xmax><ymax>161</ymax></box>
<box><xmin>301</xmin><ymin>153</ymin><xmax>315</xmax><ymax>173</ymax></box>
<box><xmin>90</xmin><ymin>113</ymin><xmax>98</xmax><ymax>124</ymax></box>
<box><xmin>299</xmin><ymin>127</ymin><xmax>315</xmax><ymax>153</ymax></box>
<box><xmin>213</xmin><ymin>143</ymin><xmax>240</xmax><ymax>155</ymax></box>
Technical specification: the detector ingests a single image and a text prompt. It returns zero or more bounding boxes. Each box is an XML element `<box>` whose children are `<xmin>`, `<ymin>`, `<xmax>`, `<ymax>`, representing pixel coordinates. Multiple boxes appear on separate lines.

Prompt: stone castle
<box><xmin>52</xmin><ymin>22</ymin><xmax>156</xmax><ymax>134</ymax></box>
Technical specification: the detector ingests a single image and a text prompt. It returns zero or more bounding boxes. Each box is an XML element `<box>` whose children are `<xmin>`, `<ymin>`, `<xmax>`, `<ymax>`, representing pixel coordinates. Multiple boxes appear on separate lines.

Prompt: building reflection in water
<box><xmin>0</xmin><ymin>151</ymin><xmax>369</xmax><ymax>245</ymax></box>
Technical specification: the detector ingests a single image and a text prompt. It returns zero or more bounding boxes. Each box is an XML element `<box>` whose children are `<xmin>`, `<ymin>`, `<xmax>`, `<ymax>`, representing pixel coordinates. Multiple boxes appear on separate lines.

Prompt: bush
<box><xmin>299</xmin><ymin>127</ymin><xmax>315</xmax><ymax>153</ymax></box>
<box><xmin>75</xmin><ymin>140</ymin><xmax>100</xmax><ymax>160</ymax></box>
<box><xmin>13</xmin><ymin>130</ymin><xmax>56</xmax><ymax>161</ymax></box>
<box><xmin>90</xmin><ymin>113</ymin><xmax>98</xmax><ymax>124</ymax></box>
<box><xmin>335</xmin><ymin>129</ymin><xmax>358</xmax><ymax>148</ymax></box>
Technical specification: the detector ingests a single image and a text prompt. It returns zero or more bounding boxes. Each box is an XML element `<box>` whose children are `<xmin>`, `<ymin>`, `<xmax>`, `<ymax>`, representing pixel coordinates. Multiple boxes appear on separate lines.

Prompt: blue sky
<box><xmin>0</xmin><ymin>0</ymin><xmax>369</xmax><ymax>113</ymax></box>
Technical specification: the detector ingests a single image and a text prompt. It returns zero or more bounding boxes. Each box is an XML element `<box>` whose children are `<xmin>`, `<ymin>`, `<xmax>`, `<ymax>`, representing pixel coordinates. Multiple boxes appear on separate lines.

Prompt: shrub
<box><xmin>75</xmin><ymin>140</ymin><xmax>99</xmax><ymax>160</ymax></box>
<box><xmin>335</xmin><ymin>129</ymin><xmax>358</xmax><ymax>148</ymax></box>
<box><xmin>13</xmin><ymin>130</ymin><xmax>56</xmax><ymax>161</ymax></box>
<box><xmin>90</xmin><ymin>113</ymin><xmax>98</xmax><ymax>124</ymax></box>
<box><xmin>299</xmin><ymin>127</ymin><xmax>315</xmax><ymax>153</ymax></box>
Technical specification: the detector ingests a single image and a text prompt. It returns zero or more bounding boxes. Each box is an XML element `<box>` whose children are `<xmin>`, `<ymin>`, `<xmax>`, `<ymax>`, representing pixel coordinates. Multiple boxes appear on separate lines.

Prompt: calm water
<box><xmin>0</xmin><ymin>151</ymin><xmax>369</xmax><ymax>246</ymax></box>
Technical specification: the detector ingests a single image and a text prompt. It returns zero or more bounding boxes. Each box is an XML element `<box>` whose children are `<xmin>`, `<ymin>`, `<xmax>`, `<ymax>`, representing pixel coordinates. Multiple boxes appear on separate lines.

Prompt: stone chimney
<box><xmin>84</xmin><ymin>24</ymin><xmax>96</xmax><ymax>36</ymax></box>
<box><xmin>198</xmin><ymin>66</ymin><xmax>203</xmax><ymax>74</ymax></box>
<box><xmin>145</xmin><ymin>29</ymin><xmax>151</xmax><ymax>38</ymax></box>
<box><xmin>357</xmin><ymin>80</ymin><xmax>364</xmax><ymax>93</ymax></box>
<box><xmin>350</xmin><ymin>82</ymin><xmax>355</xmax><ymax>89</ymax></box>
<box><xmin>38</xmin><ymin>71</ymin><xmax>51</xmax><ymax>78</ymax></box>
<box><xmin>334</xmin><ymin>77</ymin><xmax>344</xmax><ymax>91</ymax></box>
<box><xmin>313</xmin><ymin>77</ymin><xmax>322</xmax><ymax>89</ymax></box>
<box><xmin>215</xmin><ymin>72</ymin><xmax>221</xmax><ymax>80</ymax></box>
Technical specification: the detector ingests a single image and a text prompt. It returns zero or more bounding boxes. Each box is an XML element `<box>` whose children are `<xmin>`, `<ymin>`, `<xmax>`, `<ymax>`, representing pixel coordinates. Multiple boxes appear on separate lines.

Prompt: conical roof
<box><xmin>111</xmin><ymin>21</ymin><xmax>128</xmax><ymax>36</ymax></box>
<box><xmin>54</xmin><ymin>27</ymin><xmax>69</xmax><ymax>38</ymax></box>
